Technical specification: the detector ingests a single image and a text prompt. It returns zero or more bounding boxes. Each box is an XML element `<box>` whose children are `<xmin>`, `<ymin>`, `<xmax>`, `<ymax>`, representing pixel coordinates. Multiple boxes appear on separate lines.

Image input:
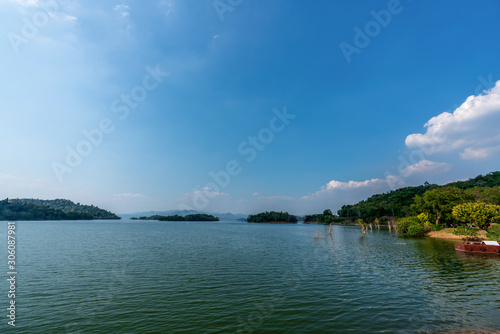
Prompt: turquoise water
<box><xmin>1</xmin><ymin>220</ymin><xmax>499</xmax><ymax>333</ymax></box>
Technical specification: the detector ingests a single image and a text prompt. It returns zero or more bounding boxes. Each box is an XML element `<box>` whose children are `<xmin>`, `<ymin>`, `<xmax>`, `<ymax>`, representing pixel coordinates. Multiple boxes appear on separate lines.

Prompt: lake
<box><xmin>1</xmin><ymin>220</ymin><xmax>499</xmax><ymax>333</ymax></box>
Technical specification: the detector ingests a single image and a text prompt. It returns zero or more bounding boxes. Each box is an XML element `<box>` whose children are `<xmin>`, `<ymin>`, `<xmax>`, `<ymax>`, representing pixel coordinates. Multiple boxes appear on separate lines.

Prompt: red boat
<box><xmin>455</xmin><ymin>241</ymin><xmax>500</xmax><ymax>254</ymax></box>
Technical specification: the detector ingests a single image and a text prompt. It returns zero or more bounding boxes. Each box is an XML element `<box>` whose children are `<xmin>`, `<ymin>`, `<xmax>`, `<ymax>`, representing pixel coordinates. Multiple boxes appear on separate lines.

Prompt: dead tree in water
<box><xmin>327</xmin><ymin>223</ymin><xmax>332</xmax><ymax>236</ymax></box>
<box><xmin>387</xmin><ymin>218</ymin><xmax>397</xmax><ymax>233</ymax></box>
<box><xmin>357</xmin><ymin>219</ymin><xmax>367</xmax><ymax>235</ymax></box>
<box><xmin>314</xmin><ymin>231</ymin><xmax>324</xmax><ymax>239</ymax></box>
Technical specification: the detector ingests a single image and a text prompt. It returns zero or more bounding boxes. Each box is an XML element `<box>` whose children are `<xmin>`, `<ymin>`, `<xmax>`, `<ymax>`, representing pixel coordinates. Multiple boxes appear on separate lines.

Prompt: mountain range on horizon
<box><xmin>119</xmin><ymin>210</ymin><xmax>248</xmax><ymax>221</ymax></box>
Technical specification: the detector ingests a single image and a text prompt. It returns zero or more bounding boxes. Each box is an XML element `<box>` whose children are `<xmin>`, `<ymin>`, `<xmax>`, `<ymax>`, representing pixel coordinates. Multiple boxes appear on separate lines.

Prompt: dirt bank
<box><xmin>426</xmin><ymin>228</ymin><xmax>487</xmax><ymax>240</ymax></box>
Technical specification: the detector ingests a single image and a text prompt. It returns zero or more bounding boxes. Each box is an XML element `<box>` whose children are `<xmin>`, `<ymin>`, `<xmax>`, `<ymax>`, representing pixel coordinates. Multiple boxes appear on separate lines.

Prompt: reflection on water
<box><xmin>1</xmin><ymin>221</ymin><xmax>498</xmax><ymax>333</ymax></box>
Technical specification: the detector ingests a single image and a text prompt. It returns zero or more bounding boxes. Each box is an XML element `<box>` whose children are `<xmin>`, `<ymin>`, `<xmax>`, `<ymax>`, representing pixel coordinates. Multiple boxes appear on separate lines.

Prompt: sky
<box><xmin>0</xmin><ymin>0</ymin><xmax>499</xmax><ymax>215</ymax></box>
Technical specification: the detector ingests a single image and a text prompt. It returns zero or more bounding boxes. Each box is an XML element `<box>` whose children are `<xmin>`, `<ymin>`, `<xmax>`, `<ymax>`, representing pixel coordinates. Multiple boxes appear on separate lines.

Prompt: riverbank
<box><xmin>303</xmin><ymin>221</ymin><xmax>357</xmax><ymax>226</ymax></box>
<box><xmin>247</xmin><ymin>221</ymin><xmax>297</xmax><ymax>224</ymax></box>
<box><xmin>426</xmin><ymin>228</ymin><xmax>488</xmax><ymax>240</ymax></box>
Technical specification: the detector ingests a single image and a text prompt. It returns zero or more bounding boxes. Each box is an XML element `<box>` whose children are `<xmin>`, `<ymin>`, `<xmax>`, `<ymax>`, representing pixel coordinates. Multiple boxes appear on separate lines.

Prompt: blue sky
<box><xmin>1</xmin><ymin>0</ymin><xmax>499</xmax><ymax>215</ymax></box>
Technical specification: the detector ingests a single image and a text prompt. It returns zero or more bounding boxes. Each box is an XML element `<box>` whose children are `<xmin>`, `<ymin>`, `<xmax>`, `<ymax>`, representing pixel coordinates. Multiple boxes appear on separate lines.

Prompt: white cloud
<box><xmin>61</xmin><ymin>14</ymin><xmax>77</xmax><ymax>21</ymax></box>
<box><xmin>0</xmin><ymin>173</ymin><xmax>18</xmax><ymax>182</ymax></box>
<box><xmin>302</xmin><ymin>176</ymin><xmax>398</xmax><ymax>202</ymax></box>
<box><xmin>276</xmin><ymin>175</ymin><xmax>400</xmax><ymax>214</ymax></box>
<box><xmin>325</xmin><ymin>178</ymin><xmax>389</xmax><ymax>191</ymax></box>
<box><xmin>459</xmin><ymin>147</ymin><xmax>487</xmax><ymax>160</ymax></box>
<box><xmin>459</xmin><ymin>145</ymin><xmax>500</xmax><ymax>160</ymax></box>
<box><xmin>114</xmin><ymin>4</ymin><xmax>130</xmax><ymax>18</ymax></box>
<box><xmin>246</xmin><ymin>159</ymin><xmax>450</xmax><ymax>214</ymax></box>
<box><xmin>405</xmin><ymin>80</ymin><xmax>500</xmax><ymax>159</ymax></box>
<box><xmin>400</xmin><ymin>159</ymin><xmax>451</xmax><ymax>177</ymax></box>
<box><xmin>182</xmin><ymin>187</ymin><xmax>229</xmax><ymax>200</ymax></box>
<box><xmin>172</xmin><ymin>158</ymin><xmax>453</xmax><ymax>215</ymax></box>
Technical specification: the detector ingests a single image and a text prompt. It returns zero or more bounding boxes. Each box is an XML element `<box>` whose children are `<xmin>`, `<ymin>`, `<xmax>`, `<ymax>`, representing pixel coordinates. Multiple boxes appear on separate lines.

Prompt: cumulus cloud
<box><xmin>459</xmin><ymin>146</ymin><xmax>500</xmax><ymax>160</ymax></box>
<box><xmin>171</xmin><ymin>157</ymin><xmax>452</xmax><ymax>215</ymax></box>
<box><xmin>261</xmin><ymin>159</ymin><xmax>450</xmax><ymax>214</ymax></box>
<box><xmin>400</xmin><ymin>159</ymin><xmax>451</xmax><ymax>177</ymax></box>
<box><xmin>325</xmin><ymin>178</ymin><xmax>389</xmax><ymax>191</ymax></box>
<box><xmin>303</xmin><ymin>176</ymin><xmax>401</xmax><ymax>202</ymax></box>
<box><xmin>405</xmin><ymin>80</ymin><xmax>500</xmax><ymax>159</ymax></box>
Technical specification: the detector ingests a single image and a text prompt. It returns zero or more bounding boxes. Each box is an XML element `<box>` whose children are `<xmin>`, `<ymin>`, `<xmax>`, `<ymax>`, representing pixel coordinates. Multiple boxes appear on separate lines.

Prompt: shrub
<box><xmin>487</xmin><ymin>224</ymin><xmax>500</xmax><ymax>241</ymax></box>
<box><xmin>407</xmin><ymin>222</ymin><xmax>428</xmax><ymax>237</ymax></box>
<box><xmin>431</xmin><ymin>224</ymin><xmax>444</xmax><ymax>231</ymax></box>
<box><xmin>396</xmin><ymin>216</ymin><xmax>429</xmax><ymax>237</ymax></box>
<box><xmin>453</xmin><ymin>225</ymin><xmax>478</xmax><ymax>237</ymax></box>
<box><xmin>396</xmin><ymin>216</ymin><xmax>420</xmax><ymax>233</ymax></box>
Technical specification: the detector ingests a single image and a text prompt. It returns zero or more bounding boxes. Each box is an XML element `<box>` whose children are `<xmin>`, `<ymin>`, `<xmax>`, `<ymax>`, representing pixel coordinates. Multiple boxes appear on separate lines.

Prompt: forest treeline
<box><xmin>131</xmin><ymin>214</ymin><xmax>219</xmax><ymax>221</ymax></box>
<box><xmin>0</xmin><ymin>198</ymin><xmax>120</xmax><ymax>221</ymax></box>
<box><xmin>247</xmin><ymin>211</ymin><xmax>298</xmax><ymax>223</ymax></box>
<box><xmin>336</xmin><ymin>172</ymin><xmax>500</xmax><ymax>222</ymax></box>
<box><xmin>305</xmin><ymin>171</ymin><xmax>500</xmax><ymax>238</ymax></box>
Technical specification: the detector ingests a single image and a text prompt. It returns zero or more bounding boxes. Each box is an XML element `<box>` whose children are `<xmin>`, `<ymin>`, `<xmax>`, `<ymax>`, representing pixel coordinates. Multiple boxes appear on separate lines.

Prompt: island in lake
<box><xmin>247</xmin><ymin>211</ymin><xmax>298</xmax><ymax>223</ymax></box>
<box><xmin>0</xmin><ymin>198</ymin><xmax>120</xmax><ymax>221</ymax></box>
<box><xmin>131</xmin><ymin>213</ymin><xmax>220</xmax><ymax>221</ymax></box>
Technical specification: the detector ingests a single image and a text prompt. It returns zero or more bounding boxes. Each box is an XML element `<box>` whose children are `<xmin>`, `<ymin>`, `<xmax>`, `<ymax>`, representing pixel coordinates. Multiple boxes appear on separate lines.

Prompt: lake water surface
<box><xmin>1</xmin><ymin>220</ymin><xmax>499</xmax><ymax>333</ymax></box>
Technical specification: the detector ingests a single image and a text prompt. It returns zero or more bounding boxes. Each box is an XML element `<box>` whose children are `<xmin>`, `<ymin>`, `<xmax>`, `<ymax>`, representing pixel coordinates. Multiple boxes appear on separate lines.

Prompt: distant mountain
<box><xmin>121</xmin><ymin>210</ymin><xmax>247</xmax><ymax>221</ymax></box>
<box><xmin>133</xmin><ymin>213</ymin><xmax>220</xmax><ymax>222</ymax></box>
<box><xmin>9</xmin><ymin>198</ymin><xmax>120</xmax><ymax>220</ymax></box>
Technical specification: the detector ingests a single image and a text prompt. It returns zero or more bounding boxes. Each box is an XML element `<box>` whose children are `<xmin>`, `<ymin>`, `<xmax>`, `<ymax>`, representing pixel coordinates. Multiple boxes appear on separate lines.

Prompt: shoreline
<box><xmin>247</xmin><ymin>221</ymin><xmax>297</xmax><ymax>224</ymax></box>
<box><xmin>426</xmin><ymin>228</ymin><xmax>488</xmax><ymax>241</ymax></box>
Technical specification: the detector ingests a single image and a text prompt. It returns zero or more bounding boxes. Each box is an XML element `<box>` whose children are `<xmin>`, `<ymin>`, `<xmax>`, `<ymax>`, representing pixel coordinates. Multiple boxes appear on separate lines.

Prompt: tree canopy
<box><xmin>304</xmin><ymin>209</ymin><xmax>343</xmax><ymax>224</ymax></box>
<box><xmin>337</xmin><ymin>172</ymin><xmax>500</xmax><ymax>223</ymax></box>
<box><xmin>11</xmin><ymin>198</ymin><xmax>120</xmax><ymax>220</ymax></box>
<box><xmin>132</xmin><ymin>214</ymin><xmax>219</xmax><ymax>221</ymax></box>
<box><xmin>411</xmin><ymin>187</ymin><xmax>475</xmax><ymax>225</ymax></box>
<box><xmin>452</xmin><ymin>202</ymin><xmax>500</xmax><ymax>230</ymax></box>
<box><xmin>0</xmin><ymin>198</ymin><xmax>116</xmax><ymax>221</ymax></box>
<box><xmin>247</xmin><ymin>211</ymin><xmax>298</xmax><ymax>223</ymax></box>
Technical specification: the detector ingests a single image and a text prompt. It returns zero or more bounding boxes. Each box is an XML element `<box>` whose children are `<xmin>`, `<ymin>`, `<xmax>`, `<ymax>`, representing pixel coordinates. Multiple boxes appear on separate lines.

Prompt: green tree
<box><xmin>452</xmin><ymin>225</ymin><xmax>479</xmax><ymax>238</ymax></box>
<box><xmin>396</xmin><ymin>216</ymin><xmax>428</xmax><ymax>237</ymax></box>
<box><xmin>411</xmin><ymin>187</ymin><xmax>473</xmax><ymax>225</ymax></box>
<box><xmin>247</xmin><ymin>211</ymin><xmax>298</xmax><ymax>223</ymax></box>
<box><xmin>465</xmin><ymin>186</ymin><xmax>500</xmax><ymax>205</ymax></box>
<box><xmin>323</xmin><ymin>215</ymin><xmax>333</xmax><ymax>224</ymax></box>
<box><xmin>357</xmin><ymin>219</ymin><xmax>367</xmax><ymax>234</ymax></box>
<box><xmin>451</xmin><ymin>202</ymin><xmax>500</xmax><ymax>230</ymax></box>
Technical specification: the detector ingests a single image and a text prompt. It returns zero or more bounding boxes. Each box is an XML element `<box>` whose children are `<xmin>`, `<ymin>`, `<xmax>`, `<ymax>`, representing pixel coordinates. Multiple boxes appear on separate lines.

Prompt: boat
<box><xmin>455</xmin><ymin>240</ymin><xmax>500</xmax><ymax>254</ymax></box>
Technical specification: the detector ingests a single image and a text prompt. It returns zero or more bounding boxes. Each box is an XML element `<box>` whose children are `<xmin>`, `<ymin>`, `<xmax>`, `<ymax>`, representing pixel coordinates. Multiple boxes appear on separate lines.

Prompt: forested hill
<box><xmin>1</xmin><ymin>198</ymin><xmax>120</xmax><ymax>221</ymax></box>
<box><xmin>337</xmin><ymin>171</ymin><xmax>500</xmax><ymax>221</ymax></box>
